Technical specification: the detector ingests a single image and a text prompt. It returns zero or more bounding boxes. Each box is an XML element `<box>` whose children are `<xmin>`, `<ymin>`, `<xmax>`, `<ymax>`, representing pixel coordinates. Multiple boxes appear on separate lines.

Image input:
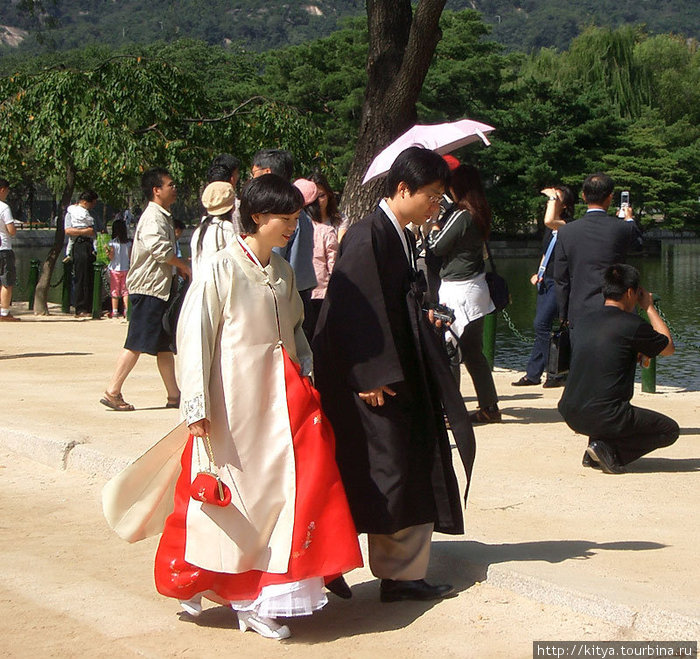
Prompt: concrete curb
<box><xmin>2</xmin><ymin>430</ymin><xmax>83</xmax><ymax>471</ymax></box>
<box><xmin>3</xmin><ymin>430</ymin><xmax>699</xmax><ymax>640</ymax></box>
<box><xmin>0</xmin><ymin>430</ymin><xmax>130</xmax><ymax>479</ymax></box>
<box><xmin>486</xmin><ymin>565</ymin><xmax>700</xmax><ymax>639</ymax></box>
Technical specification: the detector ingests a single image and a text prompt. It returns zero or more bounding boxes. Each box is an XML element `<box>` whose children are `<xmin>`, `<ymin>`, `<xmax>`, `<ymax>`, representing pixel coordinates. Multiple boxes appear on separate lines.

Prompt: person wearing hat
<box><xmin>190</xmin><ymin>181</ymin><xmax>237</xmax><ymax>280</ymax></box>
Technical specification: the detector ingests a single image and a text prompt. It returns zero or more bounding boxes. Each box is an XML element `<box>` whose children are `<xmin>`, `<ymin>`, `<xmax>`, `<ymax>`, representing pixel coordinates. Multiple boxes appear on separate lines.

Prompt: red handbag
<box><xmin>190</xmin><ymin>434</ymin><xmax>232</xmax><ymax>507</ymax></box>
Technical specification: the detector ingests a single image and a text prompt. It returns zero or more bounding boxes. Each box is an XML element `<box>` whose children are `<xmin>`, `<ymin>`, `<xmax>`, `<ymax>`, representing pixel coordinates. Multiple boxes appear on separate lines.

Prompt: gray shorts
<box><xmin>0</xmin><ymin>250</ymin><xmax>16</xmax><ymax>287</ymax></box>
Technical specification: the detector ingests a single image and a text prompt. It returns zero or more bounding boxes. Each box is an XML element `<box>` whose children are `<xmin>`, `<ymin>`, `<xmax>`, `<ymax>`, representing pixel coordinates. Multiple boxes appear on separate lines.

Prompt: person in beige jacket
<box><xmin>100</xmin><ymin>168</ymin><xmax>191</xmax><ymax>411</ymax></box>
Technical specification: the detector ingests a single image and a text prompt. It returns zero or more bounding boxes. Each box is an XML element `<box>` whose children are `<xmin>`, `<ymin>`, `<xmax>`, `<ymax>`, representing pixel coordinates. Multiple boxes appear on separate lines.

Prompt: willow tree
<box><xmin>0</xmin><ymin>54</ymin><xmax>325</xmax><ymax>314</ymax></box>
<box><xmin>341</xmin><ymin>0</ymin><xmax>447</xmax><ymax>223</ymax></box>
<box><xmin>558</xmin><ymin>26</ymin><xmax>652</xmax><ymax>119</ymax></box>
<box><xmin>0</xmin><ymin>56</ymin><xmax>217</xmax><ymax>313</ymax></box>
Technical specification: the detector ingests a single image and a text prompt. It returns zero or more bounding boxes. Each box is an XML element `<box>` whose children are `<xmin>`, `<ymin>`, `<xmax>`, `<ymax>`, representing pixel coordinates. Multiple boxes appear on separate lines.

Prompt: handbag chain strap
<box><xmin>195</xmin><ymin>434</ymin><xmax>225</xmax><ymax>501</ymax></box>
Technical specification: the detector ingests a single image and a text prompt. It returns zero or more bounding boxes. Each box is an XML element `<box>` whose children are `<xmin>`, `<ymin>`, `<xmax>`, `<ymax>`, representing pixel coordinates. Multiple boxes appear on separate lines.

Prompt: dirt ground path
<box><xmin>1</xmin><ymin>449</ymin><xmax>664</xmax><ymax>659</ymax></box>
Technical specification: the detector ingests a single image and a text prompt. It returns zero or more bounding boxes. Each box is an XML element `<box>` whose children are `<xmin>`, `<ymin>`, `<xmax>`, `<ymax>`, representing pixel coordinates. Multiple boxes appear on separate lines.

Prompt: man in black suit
<box><xmin>313</xmin><ymin>147</ymin><xmax>475</xmax><ymax>603</ymax></box>
<box><xmin>558</xmin><ymin>264</ymin><xmax>678</xmax><ymax>473</ymax></box>
<box><xmin>554</xmin><ymin>172</ymin><xmax>641</xmax><ymax>332</ymax></box>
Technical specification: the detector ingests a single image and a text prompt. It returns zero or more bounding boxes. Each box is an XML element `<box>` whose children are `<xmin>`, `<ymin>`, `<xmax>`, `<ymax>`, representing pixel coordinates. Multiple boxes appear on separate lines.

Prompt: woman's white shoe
<box><xmin>237</xmin><ymin>610</ymin><xmax>291</xmax><ymax>640</ymax></box>
<box><xmin>179</xmin><ymin>595</ymin><xmax>203</xmax><ymax>617</ymax></box>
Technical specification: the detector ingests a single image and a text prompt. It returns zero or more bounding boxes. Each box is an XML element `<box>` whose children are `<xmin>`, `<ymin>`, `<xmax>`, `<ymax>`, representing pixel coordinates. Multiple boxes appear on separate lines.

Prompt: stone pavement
<box><xmin>2</xmin><ymin>304</ymin><xmax>698</xmax><ymax>642</ymax></box>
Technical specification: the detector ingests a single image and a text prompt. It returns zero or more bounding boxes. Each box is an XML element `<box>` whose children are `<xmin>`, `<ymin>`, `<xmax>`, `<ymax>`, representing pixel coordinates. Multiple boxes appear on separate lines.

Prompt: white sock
<box><xmin>0</xmin><ymin>309</ymin><xmax>9</xmax><ymax>316</ymax></box>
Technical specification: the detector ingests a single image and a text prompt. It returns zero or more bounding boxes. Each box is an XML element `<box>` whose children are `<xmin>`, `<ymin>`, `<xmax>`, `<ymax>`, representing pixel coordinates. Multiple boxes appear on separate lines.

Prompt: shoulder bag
<box><xmin>484</xmin><ymin>241</ymin><xmax>510</xmax><ymax>312</ymax></box>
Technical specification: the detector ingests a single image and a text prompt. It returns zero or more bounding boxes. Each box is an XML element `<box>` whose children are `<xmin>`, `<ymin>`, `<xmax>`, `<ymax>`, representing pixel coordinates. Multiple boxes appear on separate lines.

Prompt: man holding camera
<box><xmin>554</xmin><ymin>172</ymin><xmax>641</xmax><ymax>333</ymax></box>
<box><xmin>558</xmin><ymin>264</ymin><xmax>679</xmax><ymax>474</ymax></box>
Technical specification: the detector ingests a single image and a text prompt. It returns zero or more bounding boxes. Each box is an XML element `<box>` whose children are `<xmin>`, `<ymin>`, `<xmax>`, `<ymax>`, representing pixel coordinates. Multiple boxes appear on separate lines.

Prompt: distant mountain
<box><xmin>1</xmin><ymin>0</ymin><xmax>697</xmax><ymax>55</ymax></box>
<box><xmin>457</xmin><ymin>0</ymin><xmax>700</xmax><ymax>51</ymax></box>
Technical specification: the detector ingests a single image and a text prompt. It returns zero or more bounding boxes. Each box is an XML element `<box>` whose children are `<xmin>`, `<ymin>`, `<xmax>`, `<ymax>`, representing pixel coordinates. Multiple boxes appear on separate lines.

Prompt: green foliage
<box><xmin>1</xmin><ymin>12</ymin><xmax>699</xmax><ymax>232</ymax></box>
<box><xmin>418</xmin><ymin>10</ymin><xmax>504</xmax><ymax>121</ymax></box>
<box><xmin>0</xmin><ymin>56</ymin><xmax>211</xmax><ymax>204</ymax></box>
<box><xmin>446</xmin><ymin>0</ymin><xmax>699</xmax><ymax>53</ymax></box>
<box><xmin>0</xmin><ymin>53</ymin><xmax>325</xmax><ymax>210</ymax></box>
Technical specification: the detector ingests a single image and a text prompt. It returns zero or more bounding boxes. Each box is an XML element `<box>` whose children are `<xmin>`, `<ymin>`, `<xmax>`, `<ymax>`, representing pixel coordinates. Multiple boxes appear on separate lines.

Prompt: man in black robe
<box><xmin>313</xmin><ymin>147</ymin><xmax>475</xmax><ymax>602</ymax></box>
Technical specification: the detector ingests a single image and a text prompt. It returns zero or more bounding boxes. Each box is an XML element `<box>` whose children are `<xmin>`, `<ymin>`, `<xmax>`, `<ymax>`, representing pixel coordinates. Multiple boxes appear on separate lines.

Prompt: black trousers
<box><xmin>73</xmin><ymin>239</ymin><xmax>95</xmax><ymax>315</ymax></box>
<box><xmin>458</xmin><ymin>315</ymin><xmax>498</xmax><ymax>409</ymax></box>
<box><xmin>589</xmin><ymin>405</ymin><xmax>679</xmax><ymax>465</ymax></box>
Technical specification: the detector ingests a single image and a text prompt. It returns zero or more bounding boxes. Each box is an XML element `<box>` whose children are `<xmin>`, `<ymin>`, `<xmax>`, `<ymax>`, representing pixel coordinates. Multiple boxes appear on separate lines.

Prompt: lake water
<box><xmin>495</xmin><ymin>242</ymin><xmax>700</xmax><ymax>391</ymax></box>
<box><xmin>12</xmin><ymin>240</ymin><xmax>700</xmax><ymax>390</ymax></box>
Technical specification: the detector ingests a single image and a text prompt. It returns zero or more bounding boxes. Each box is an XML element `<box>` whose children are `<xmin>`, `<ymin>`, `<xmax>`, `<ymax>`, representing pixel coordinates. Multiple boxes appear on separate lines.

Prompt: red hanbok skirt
<box><xmin>154</xmin><ymin>348</ymin><xmax>362</xmax><ymax>603</ymax></box>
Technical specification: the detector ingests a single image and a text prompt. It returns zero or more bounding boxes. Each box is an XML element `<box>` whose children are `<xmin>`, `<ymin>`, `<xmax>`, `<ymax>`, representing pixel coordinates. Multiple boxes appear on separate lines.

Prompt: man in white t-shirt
<box><xmin>64</xmin><ymin>190</ymin><xmax>98</xmax><ymax>316</ymax></box>
<box><xmin>0</xmin><ymin>178</ymin><xmax>20</xmax><ymax>322</ymax></box>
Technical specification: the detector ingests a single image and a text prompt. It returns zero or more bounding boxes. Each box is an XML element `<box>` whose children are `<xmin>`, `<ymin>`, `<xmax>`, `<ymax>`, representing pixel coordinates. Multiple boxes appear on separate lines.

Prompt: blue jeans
<box><xmin>525</xmin><ymin>277</ymin><xmax>558</xmax><ymax>382</ymax></box>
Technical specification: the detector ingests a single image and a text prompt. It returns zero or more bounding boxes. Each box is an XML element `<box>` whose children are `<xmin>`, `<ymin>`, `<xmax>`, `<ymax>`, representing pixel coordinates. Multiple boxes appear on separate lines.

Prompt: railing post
<box><xmin>482</xmin><ymin>312</ymin><xmax>496</xmax><ymax>371</ymax></box>
<box><xmin>92</xmin><ymin>262</ymin><xmax>103</xmax><ymax>319</ymax></box>
<box><xmin>641</xmin><ymin>354</ymin><xmax>657</xmax><ymax>393</ymax></box>
<box><xmin>61</xmin><ymin>260</ymin><xmax>73</xmax><ymax>313</ymax></box>
<box><xmin>27</xmin><ymin>259</ymin><xmax>41</xmax><ymax>311</ymax></box>
<box><xmin>639</xmin><ymin>301</ymin><xmax>658</xmax><ymax>393</ymax></box>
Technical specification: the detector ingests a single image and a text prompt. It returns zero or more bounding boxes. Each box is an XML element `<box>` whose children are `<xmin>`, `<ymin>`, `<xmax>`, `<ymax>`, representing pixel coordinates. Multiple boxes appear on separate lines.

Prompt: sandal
<box><xmin>100</xmin><ymin>391</ymin><xmax>135</xmax><ymax>412</ymax></box>
<box><xmin>166</xmin><ymin>396</ymin><xmax>180</xmax><ymax>409</ymax></box>
<box><xmin>469</xmin><ymin>406</ymin><xmax>502</xmax><ymax>424</ymax></box>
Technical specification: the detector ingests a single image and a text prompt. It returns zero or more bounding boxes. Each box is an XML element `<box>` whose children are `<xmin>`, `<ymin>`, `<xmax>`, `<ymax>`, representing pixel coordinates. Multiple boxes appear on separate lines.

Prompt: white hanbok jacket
<box><xmin>176</xmin><ymin>240</ymin><xmax>312</xmax><ymax>575</ymax></box>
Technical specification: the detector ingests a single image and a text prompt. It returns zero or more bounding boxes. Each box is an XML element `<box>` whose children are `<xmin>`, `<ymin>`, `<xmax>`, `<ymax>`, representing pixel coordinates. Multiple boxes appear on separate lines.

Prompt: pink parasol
<box><xmin>362</xmin><ymin>119</ymin><xmax>495</xmax><ymax>185</ymax></box>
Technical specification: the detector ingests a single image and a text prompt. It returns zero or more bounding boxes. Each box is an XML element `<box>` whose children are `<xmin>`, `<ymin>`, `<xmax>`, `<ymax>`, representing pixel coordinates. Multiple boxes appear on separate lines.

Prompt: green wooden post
<box><xmin>91</xmin><ymin>263</ymin><xmax>103</xmax><ymax>319</ymax></box>
<box><xmin>482</xmin><ymin>312</ymin><xmax>496</xmax><ymax>371</ymax></box>
<box><xmin>61</xmin><ymin>260</ymin><xmax>73</xmax><ymax>313</ymax></box>
<box><xmin>639</xmin><ymin>304</ymin><xmax>657</xmax><ymax>393</ymax></box>
<box><xmin>27</xmin><ymin>259</ymin><xmax>41</xmax><ymax>311</ymax></box>
<box><xmin>641</xmin><ymin>353</ymin><xmax>657</xmax><ymax>394</ymax></box>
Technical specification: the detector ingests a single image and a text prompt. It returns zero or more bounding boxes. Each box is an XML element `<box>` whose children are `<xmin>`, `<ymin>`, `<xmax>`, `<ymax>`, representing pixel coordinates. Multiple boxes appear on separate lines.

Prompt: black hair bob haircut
<box><xmin>239</xmin><ymin>174</ymin><xmax>304</xmax><ymax>234</ymax></box>
<box><xmin>384</xmin><ymin>146</ymin><xmax>450</xmax><ymax>197</ymax></box>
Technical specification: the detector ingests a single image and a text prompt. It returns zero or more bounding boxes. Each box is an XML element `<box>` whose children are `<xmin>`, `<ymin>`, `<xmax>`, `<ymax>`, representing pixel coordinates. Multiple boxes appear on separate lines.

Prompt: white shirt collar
<box><xmin>379</xmin><ymin>199</ymin><xmax>410</xmax><ymax>264</ymax></box>
<box><xmin>147</xmin><ymin>200</ymin><xmax>171</xmax><ymax>217</ymax></box>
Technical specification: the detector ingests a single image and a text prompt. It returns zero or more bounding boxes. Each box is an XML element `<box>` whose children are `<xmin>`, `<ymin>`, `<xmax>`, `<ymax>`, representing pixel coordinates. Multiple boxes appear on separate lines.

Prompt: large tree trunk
<box><xmin>340</xmin><ymin>0</ymin><xmax>446</xmax><ymax>223</ymax></box>
<box><xmin>33</xmin><ymin>164</ymin><xmax>75</xmax><ymax>315</ymax></box>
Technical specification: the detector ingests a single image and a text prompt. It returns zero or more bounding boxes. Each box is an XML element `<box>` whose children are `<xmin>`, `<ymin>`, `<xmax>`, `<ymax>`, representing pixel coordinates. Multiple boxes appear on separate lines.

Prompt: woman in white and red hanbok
<box><xmin>154</xmin><ymin>175</ymin><xmax>362</xmax><ymax>640</ymax></box>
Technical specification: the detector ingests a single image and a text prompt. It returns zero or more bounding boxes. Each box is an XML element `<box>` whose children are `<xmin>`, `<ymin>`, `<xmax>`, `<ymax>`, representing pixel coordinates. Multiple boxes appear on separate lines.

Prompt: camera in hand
<box><xmin>423</xmin><ymin>302</ymin><xmax>456</xmax><ymax>325</ymax></box>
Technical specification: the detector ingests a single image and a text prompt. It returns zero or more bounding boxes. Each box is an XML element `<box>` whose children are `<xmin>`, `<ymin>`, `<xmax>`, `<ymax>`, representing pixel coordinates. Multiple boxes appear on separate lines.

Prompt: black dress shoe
<box><xmin>380</xmin><ymin>579</ymin><xmax>455</xmax><ymax>602</ymax></box>
<box><xmin>586</xmin><ymin>441</ymin><xmax>625</xmax><ymax>474</ymax></box>
<box><xmin>326</xmin><ymin>576</ymin><xmax>352</xmax><ymax>599</ymax></box>
<box><xmin>542</xmin><ymin>378</ymin><xmax>565</xmax><ymax>388</ymax></box>
<box><xmin>581</xmin><ymin>452</ymin><xmax>602</xmax><ymax>470</ymax></box>
<box><xmin>512</xmin><ymin>376</ymin><xmax>539</xmax><ymax>386</ymax></box>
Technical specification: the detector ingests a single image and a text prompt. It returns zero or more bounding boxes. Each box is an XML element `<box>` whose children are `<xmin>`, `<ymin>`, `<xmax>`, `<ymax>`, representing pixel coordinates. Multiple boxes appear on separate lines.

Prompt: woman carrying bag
<box><xmin>426</xmin><ymin>165</ymin><xmax>501</xmax><ymax>424</ymax></box>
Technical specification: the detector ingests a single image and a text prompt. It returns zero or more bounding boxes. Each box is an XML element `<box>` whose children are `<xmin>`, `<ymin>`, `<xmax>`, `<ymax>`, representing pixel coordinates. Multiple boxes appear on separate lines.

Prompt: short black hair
<box><xmin>252</xmin><ymin>149</ymin><xmax>294</xmax><ymax>180</ymax></box>
<box><xmin>603</xmin><ymin>263</ymin><xmax>640</xmax><ymax>300</ymax></box>
<box><xmin>239</xmin><ymin>174</ymin><xmax>304</xmax><ymax>234</ymax></box>
<box><xmin>141</xmin><ymin>168</ymin><xmax>171</xmax><ymax>201</ymax></box>
<box><xmin>0</xmin><ymin>177</ymin><xmax>9</xmax><ymax>189</ymax></box>
<box><xmin>172</xmin><ymin>218</ymin><xmax>186</xmax><ymax>232</ymax></box>
<box><xmin>79</xmin><ymin>189</ymin><xmax>98</xmax><ymax>203</ymax></box>
<box><xmin>582</xmin><ymin>172</ymin><xmax>614</xmax><ymax>205</ymax></box>
<box><xmin>212</xmin><ymin>153</ymin><xmax>240</xmax><ymax>173</ymax></box>
<box><xmin>207</xmin><ymin>163</ymin><xmax>233</xmax><ymax>183</ymax></box>
<box><xmin>384</xmin><ymin>146</ymin><xmax>450</xmax><ymax>197</ymax></box>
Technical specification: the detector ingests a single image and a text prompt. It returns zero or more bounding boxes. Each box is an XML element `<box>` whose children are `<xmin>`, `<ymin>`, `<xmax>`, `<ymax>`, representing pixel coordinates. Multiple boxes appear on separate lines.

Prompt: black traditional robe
<box><xmin>313</xmin><ymin>207</ymin><xmax>475</xmax><ymax>536</ymax></box>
